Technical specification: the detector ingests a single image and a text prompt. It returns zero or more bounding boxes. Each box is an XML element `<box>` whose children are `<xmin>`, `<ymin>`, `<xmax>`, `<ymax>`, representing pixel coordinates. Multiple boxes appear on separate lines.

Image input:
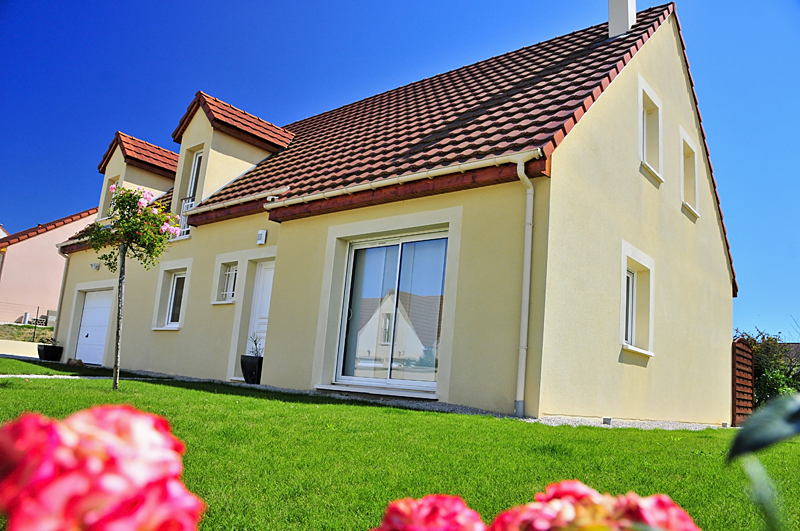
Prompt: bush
<box><xmin>737</xmin><ymin>329</ymin><xmax>800</xmax><ymax>407</ymax></box>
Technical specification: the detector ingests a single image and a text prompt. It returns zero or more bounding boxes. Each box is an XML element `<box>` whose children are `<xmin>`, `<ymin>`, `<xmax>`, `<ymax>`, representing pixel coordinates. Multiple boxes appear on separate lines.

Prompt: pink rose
<box><xmin>534</xmin><ymin>481</ymin><xmax>604</xmax><ymax>505</ymax></box>
<box><xmin>137</xmin><ymin>198</ymin><xmax>148</xmax><ymax>208</ymax></box>
<box><xmin>0</xmin><ymin>406</ymin><xmax>204</xmax><ymax>531</ymax></box>
<box><xmin>617</xmin><ymin>493</ymin><xmax>700</xmax><ymax>531</ymax></box>
<box><xmin>108</xmin><ymin>184</ymin><xmax>116</xmax><ymax>193</ymax></box>
<box><xmin>373</xmin><ymin>495</ymin><xmax>485</xmax><ymax>531</ymax></box>
<box><xmin>160</xmin><ymin>222</ymin><xmax>170</xmax><ymax>234</ymax></box>
<box><xmin>151</xmin><ymin>208</ymin><xmax>158</xmax><ymax>215</ymax></box>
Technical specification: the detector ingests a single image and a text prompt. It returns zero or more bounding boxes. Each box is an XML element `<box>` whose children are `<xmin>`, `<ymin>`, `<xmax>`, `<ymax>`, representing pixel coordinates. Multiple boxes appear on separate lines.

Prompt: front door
<box><xmin>75</xmin><ymin>290</ymin><xmax>113</xmax><ymax>365</ymax></box>
<box><xmin>247</xmin><ymin>261</ymin><xmax>274</xmax><ymax>357</ymax></box>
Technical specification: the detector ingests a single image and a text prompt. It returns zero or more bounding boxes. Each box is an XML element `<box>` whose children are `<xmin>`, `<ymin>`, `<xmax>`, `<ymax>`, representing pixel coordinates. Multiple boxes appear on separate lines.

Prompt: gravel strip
<box><xmin>524</xmin><ymin>415</ymin><xmax>722</xmax><ymax>431</ymax></box>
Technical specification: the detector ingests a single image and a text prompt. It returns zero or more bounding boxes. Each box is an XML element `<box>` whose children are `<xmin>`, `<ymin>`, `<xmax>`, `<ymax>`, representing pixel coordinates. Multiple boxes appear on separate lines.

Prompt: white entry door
<box><xmin>75</xmin><ymin>290</ymin><xmax>113</xmax><ymax>365</ymax></box>
<box><xmin>248</xmin><ymin>262</ymin><xmax>275</xmax><ymax>355</ymax></box>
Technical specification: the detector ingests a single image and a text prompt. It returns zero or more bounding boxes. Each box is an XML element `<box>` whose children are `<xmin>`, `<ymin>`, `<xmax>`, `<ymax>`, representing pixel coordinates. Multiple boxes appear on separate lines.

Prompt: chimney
<box><xmin>609</xmin><ymin>0</ymin><xmax>636</xmax><ymax>38</ymax></box>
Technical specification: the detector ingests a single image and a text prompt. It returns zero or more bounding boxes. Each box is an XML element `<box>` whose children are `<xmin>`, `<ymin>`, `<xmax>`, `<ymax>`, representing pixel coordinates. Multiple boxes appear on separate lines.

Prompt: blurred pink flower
<box><xmin>0</xmin><ymin>405</ymin><xmax>204</xmax><ymax>531</ymax></box>
<box><xmin>108</xmin><ymin>184</ymin><xmax>116</xmax><ymax>193</ymax></box>
<box><xmin>151</xmin><ymin>208</ymin><xmax>158</xmax><ymax>215</ymax></box>
<box><xmin>137</xmin><ymin>198</ymin><xmax>148</xmax><ymax>208</ymax></box>
<box><xmin>160</xmin><ymin>222</ymin><xmax>170</xmax><ymax>234</ymax></box>
<box><xmin>373</xmin><ymin>494</ymin><xmax>486</xmax><ymax>531</ymax></box>
<box><xmin>616</xmin><ymin>492</ymin><xmax>700</xmax><ymax>531</ymax></box>
<box><xmin>168</xmin><ymin>226</ymin><xmax>181</xmax><ymax>236</ymax></box>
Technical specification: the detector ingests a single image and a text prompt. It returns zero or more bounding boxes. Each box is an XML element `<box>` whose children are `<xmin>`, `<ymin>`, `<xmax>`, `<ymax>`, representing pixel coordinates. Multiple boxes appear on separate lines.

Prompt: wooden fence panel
<box><xmin>732</xmin><ymin>339</ymin><xmax>754</xmax><ymax>427</ymax></box>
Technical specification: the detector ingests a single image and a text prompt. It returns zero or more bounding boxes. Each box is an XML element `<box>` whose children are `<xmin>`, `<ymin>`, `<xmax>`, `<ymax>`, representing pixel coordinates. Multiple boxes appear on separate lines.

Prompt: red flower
<box><xmin>0</xmin><ymin>406</ymin><xmax>205</xmax><ymax>531</ymax></box>
<box><xmin>373</xmin><ymin>494</ymin><xmax>486</xmax><ymax>531</ymax></box>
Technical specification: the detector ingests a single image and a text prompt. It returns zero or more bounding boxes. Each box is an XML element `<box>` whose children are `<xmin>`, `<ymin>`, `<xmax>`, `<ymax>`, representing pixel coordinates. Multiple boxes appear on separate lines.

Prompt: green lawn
<box><xmin>1</xmin><ymin>358</ymin><xmax>798</xmax><ymax>530</ymax></box>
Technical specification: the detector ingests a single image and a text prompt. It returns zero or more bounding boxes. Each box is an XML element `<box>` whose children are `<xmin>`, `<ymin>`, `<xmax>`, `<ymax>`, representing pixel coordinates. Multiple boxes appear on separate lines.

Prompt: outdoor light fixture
<box><xmin>90</xmin><ymin>263</ymin><xmax>101</xmax><ymax>270</ymax></box>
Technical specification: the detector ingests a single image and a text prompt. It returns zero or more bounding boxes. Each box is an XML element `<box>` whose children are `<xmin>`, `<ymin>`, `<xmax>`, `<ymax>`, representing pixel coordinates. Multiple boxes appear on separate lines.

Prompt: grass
<box><xmin>0</xmin><ymin>323</ymin><xmax>53</xmax><ymax>343</ymax></box>
<box><xmin>1</xmin><ymin>357</ymin><xmax>799</xmax><ymax>530</ymax></box>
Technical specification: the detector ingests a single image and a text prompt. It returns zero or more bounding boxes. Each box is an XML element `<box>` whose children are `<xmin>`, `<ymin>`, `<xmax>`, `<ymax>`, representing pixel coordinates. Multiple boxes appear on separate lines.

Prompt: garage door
<box><xmin>75</xmin><ymin>290</ymin><xmax>113</xmax><ymax>365</ymax></box>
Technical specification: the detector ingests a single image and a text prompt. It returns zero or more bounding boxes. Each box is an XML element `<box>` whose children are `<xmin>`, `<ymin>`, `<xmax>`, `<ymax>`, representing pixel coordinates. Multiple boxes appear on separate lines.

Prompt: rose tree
<box><xmin>83</xmin><ymin>186</ymin><xmax>180</xmax><ymax>389</ymax></box>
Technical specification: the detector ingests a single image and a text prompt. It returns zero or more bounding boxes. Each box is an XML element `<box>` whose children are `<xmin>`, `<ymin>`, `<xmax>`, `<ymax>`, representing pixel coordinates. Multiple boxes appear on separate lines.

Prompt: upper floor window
<box><xmin>100</xmin><ymin>176</ymin><xmax>120</xmax><ymax>218</ymax></box>
<box><xmin>639</xmin><ymin>76</ymin><xmax>662</xmax><ymax>182</ymax></box>
<box><xmin>680</xmin><ymin>127</ymin><xmax>699</xmax><ymax>219</ymax></box>
<box><xmin>178</xmin><ymin>151</ymin><xmax>203</xmax><ymax>238</ymax></box>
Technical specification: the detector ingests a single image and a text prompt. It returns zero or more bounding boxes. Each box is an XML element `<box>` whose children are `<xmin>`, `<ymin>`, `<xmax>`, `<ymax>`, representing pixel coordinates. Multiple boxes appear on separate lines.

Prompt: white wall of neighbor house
<box><xmin>539</xmin><ymin>14</ymin><xmax>733</xmax><ymax>424</ymax></box>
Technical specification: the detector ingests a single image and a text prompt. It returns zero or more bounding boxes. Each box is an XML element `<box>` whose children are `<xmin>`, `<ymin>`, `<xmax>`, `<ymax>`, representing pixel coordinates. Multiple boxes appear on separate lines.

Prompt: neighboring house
<box><xmin>0</xmin><ymin>226</ymin><xmax>8</xmax><ymax>238</ymax></box>
<box><xmin>56</xmin><ymin>2</ymin><xmax>737</xmax><ymax>424</ymax></box>
<box><xmin>0</xmin><ymin>208</ymin><xmax>97</xmax><ymax>323</ymax></box>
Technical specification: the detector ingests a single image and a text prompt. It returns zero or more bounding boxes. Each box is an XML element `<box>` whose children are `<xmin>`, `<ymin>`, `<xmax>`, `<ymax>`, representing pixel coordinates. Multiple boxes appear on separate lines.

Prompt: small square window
<box><xmin>218</xmin><ymin>263</ymin><xmax>238</xmax><ymax>301</ymax></box>
<box><xmin>166</xmin><ymin>272</ymin><xmax>186</xmax><ymax>326</ymax></box>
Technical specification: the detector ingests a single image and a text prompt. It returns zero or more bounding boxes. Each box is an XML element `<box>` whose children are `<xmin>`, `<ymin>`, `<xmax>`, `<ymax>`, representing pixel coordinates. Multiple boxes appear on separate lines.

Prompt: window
<box><xmin>178</xmin><ymin>150</ymin><xmax>203</xmax><ymax>238</ymax></box>
<box><xmin>100</xmin><ymin>176</ymin><xmax>120</xmax><ymax>217</ymax></box>
<box><xmin>166</xmin><ymin>272</ymin><xmax>186</xmax><ymax>326</ymax></box>
<box><xmin>338</xmin><ymin>233</ymin><xmax>448</xmax><ymax>389</ymax></box>
<box><xmin>638</xmin><ymin>76</ymin><xmax>662</xmax><ymax>182</ymax></box>
<box><xmin>218</xmin><ymin>263</ymin><xmax>238</xmax><ymax>301</ymax></box>
<box><xmin>680</xmin><ymin>127</ymin><xmax>699</xmax><ymax>218</ymax></box>
<box><xmin>624</xmin><ymin>270</ymin><xmax>635</xmax><ymax>345</ymax></box>
<box><xmin>153</xmin><ymin>258</ymin><xmax>192</xmax><ymax>330</ymax></box>
<box><xmin>621</xmin><ymin>241</ymin><xmax>654</xmax><ymax>356</ymax></box>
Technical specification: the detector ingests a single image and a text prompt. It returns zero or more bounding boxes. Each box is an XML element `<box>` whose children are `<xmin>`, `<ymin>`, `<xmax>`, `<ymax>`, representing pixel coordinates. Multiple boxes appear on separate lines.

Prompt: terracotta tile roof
<box><xmin>0</xmin><ymin>207</ymin><xmax>98</xmax><ymax>249</ymax></box>
<box><xmin>191</xmin><ymin>3</ymin><xmax>736</xmax><ymax>295</ymax></box>
<box><xmin>98</xmin><ymin>132</ymin><xmax>179</xmax><ymax>179</ymax></box>
<box><xmin>172</xmin><ymin>92</ymin><xmax>294</xmax><ymax>154</ymax></box>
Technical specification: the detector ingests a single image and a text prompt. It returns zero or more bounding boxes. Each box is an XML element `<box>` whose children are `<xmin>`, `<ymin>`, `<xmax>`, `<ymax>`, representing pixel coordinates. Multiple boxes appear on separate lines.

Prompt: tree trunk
<box><xmin>112</xmin><ymin>243</ymin><xmax>127</xmax><ymax>390</ymax></box>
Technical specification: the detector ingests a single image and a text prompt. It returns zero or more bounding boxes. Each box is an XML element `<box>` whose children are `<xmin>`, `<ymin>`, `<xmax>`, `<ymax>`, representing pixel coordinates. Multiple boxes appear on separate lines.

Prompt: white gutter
<box><xmin>258</xmin><ymin>147</ymin><xmax>543</xmax><ymax>417</ymax></box>
<box><xmin>514</xmin><ymin>159</ymin><xmax>535</xmax><ymax>418</ymax></box>
<box><xmin>187</xmin><ymin>186</ymin><xmax>291</xmax><ymax>216</ymax></box>
<box><xmin>262</xmin><ymin>150</ymin><xmax>544</xmax><ymax>211</ymax></box>
<box><xmin>53</xmin><ymin>243</ymin><xmax>71</xmax><ymax>347</ymax></box>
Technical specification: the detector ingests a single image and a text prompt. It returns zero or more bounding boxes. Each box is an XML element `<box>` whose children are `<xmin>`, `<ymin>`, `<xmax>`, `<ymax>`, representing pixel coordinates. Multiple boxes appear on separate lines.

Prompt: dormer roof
<box><xmin>172</xmin><ymin>91</ymin><xmax>294</xmax><ymax>154</ymax></box>
<box><xmin>98</xmin><ymin>132</ymin><xmax>179</xmax><ymax>179</ymax></box>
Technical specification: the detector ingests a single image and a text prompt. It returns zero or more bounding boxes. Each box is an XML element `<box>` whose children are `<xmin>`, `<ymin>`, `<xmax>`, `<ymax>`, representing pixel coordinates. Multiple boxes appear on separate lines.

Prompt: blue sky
<box><xmin>1</xmin><ymin>1</ymin><xmax>798</xmax><ymax>335</ymax></box>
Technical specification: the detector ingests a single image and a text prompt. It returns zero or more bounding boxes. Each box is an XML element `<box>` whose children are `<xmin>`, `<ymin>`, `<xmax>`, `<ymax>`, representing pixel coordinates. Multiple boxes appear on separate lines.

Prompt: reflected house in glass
<box><xmin>56</xmin><ymin>3</ymin><xmax>737</xmax><ymax>423</ymax></box>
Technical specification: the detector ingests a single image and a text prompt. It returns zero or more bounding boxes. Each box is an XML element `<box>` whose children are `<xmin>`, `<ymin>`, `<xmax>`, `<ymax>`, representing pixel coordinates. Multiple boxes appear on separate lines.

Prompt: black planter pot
<box><xmin>37</xmin><ymin>345</ymin><xmax>63</xmax><ymax>362</ymax></box>
<box><xmin>240</xmin><ymin>355</ymin><xmax>263</xmax><ymax>384</ymax></box>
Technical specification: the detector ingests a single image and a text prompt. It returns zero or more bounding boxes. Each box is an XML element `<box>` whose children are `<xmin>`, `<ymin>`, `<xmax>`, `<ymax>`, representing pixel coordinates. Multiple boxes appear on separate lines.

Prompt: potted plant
<box><xmin>240</xmin><ymin>333</ymin><xmax>264</xmax><ymax>384</ymax></box>
<box><xmin>37</xmin><ymin>337</ymin><xmax>63</xmax><ymax>362</ymax></box>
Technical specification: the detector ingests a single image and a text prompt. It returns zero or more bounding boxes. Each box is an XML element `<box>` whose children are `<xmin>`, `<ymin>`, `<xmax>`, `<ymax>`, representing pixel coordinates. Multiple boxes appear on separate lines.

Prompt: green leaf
<box><xmin>728</xmin><ymin>393</ymin><xmax>800</xmax><ymax>461</ymax></box>
<box><xmin>741</xmin><ymin>456</ymin><xmax>783</xmax><ymax>531</ymax></box>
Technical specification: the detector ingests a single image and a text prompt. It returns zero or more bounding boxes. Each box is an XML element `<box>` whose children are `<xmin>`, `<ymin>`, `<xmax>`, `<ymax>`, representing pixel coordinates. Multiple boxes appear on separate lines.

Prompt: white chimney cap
<box><xmin>609</xmin><ymin>0</ymin><xmax>636</xmax><ymax>38</ymax></box>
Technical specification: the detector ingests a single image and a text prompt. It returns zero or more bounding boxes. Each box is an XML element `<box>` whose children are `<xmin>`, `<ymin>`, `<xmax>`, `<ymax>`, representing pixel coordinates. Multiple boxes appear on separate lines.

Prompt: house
<box><xmin>56</xmin><ymin>1</ymin><xmax>736</xmax><ymax>424</ymax></box>
<box><xmin>0</xmin><ymin>208</ymin><xmax>98</xmax><ymax>325</ymax></box>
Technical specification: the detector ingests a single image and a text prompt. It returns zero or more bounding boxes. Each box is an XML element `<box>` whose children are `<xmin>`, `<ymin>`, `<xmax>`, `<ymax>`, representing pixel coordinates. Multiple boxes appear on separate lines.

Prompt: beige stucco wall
<box><xmin>538</xmin><ymin>15</ymin><xmax>733</xmax><ymax>424</ymax></box>
<box><xmin>56</xmin><ymin>213</ymin><xmax>281</xmax><ymax>376</ymax></box>
<box><xmin>171</xmin><ymin>111</ymin><xmax>271</xmax><ymax>212</ymax></box>
<box><xmin>263</xmin><ymin>181</ymin><xmax>551</xmax><ymax>415</ymax></box>
<box><xmin>98</xmin><ymin>148</ymin><xmax>174</xmax><ymax>217</ymax></box>
<box><xmin>0</xmin><ymin>214</ymin><xmax>96</xmax><ymax>315</ymax></box>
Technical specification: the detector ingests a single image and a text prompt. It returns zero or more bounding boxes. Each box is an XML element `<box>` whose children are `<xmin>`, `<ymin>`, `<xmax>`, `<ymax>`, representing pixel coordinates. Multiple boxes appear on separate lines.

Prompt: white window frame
<box><xmin>152</xmin><ymin>258</ymin><xmax>193</xmax><ymax>330</ymax></box>
<box><xmin>624</xmin><ymin>269</ymin><xmax>635</xmax><ymax>345</ymax></box>
<box><xmin>186</xmin><ymin>150</ymin><xmax>203</xmax><ymax>200</ymax></box>
<box><xmin>166</xmin><ymin>272</ymin><xmax>186</xmax><ymax>326</ymax></box>
<box><xmin>220</xmin><ymin>263</ymin><xmax>238</xmax><ymax>301</ymax></box>
<box><xmin>620</xmin><ymin>241</ymin><xmax>655</xmax><ymax>357</ymax></box>
<box><xmin>638</xmin><ymin>75</ymin><xmax>663</xmax><ymax>183</ymax></box>
<box><xmin>334</xmin><ymin>229</ymin><xmax>449</xmax><ymax>392</ymax></box>
<box><xmin>679</xmin><ymin>126</ymin><xmax>700</xmax><ymax>219</ymax></box>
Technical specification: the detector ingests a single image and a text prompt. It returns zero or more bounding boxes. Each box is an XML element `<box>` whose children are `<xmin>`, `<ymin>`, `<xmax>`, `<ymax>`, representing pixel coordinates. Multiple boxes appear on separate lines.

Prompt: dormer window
<box><xmin>178</xmin><ymin>151</ymin><xmax>203</xmax><ymax>238</ymax></box>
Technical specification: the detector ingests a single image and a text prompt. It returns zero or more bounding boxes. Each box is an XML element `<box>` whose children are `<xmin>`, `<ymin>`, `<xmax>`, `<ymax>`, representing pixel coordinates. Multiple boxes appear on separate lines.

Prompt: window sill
<box><xmin>152</xmin><ymin>325</ymin><xmax>181</xmax><ymax>331</ymax></box>
<box><xmin>640</xmin><ymin>161</ymin><xmax>664</xmax><ymax>183</ymax></box>
<box><xmin>315</xmin><ymin>383</ymin><xmax>437</xmax><ymax>400</ymax></box>
<box><xmin>681</xmin><ymin>201</ymin><xmax>700</xmax><ymax>220</ymax></box>
<box><xmin>229</xmin><ymin>376</ymin><xmax>245</xmax><ymax>382</ymax></box>
<box><xmin>622</xmin><ymin>344</ymin><xmax>654</xmax><ymax>358</ymax></box>
<box><xmin>171</xmin><ymin>235</ymin><xmax>191</xmax><ymax>242</ymax></box>
<box><xmin>211</xmin><ymin>300</ymin><xmax>236</xmax><ymax>306</ymax></box>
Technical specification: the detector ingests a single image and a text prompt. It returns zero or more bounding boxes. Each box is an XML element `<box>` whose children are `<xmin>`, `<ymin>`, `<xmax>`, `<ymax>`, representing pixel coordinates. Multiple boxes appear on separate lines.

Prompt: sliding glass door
<box><xmin>338</xmin><ymin>234</ymin><xmax>448</xmax><ymax>389</ymax></box>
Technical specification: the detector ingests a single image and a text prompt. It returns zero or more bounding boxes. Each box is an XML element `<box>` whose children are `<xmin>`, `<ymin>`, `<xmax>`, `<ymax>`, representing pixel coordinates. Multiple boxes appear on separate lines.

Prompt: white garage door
<box><xmin>75</xmin><ymin>290</ymin><xmax>113</xmax><ymax>365</ymax></box>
